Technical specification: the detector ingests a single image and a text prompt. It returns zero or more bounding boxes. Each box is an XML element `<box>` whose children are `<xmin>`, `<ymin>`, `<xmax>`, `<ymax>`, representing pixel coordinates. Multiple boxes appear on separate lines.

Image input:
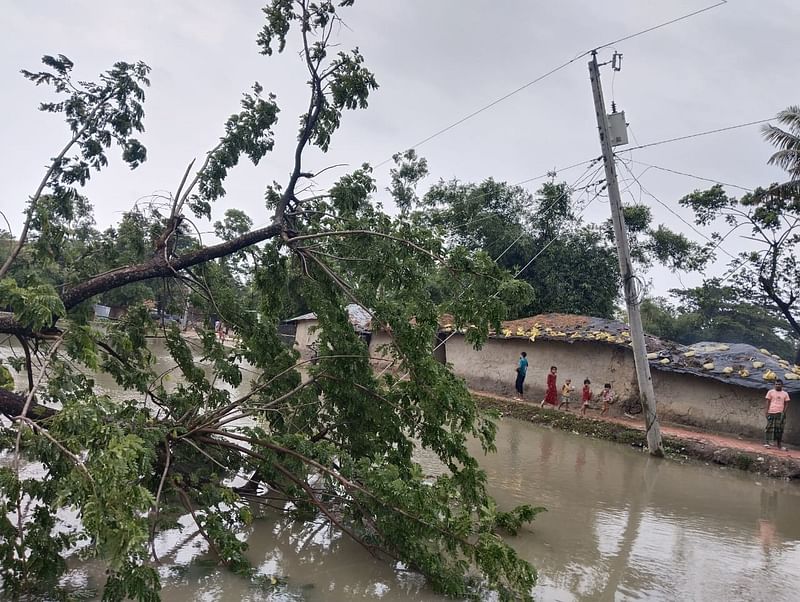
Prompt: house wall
<box><xmin>444</xmin><ymin>334</ymin><xmax>799</xmax><ymax>445</ymax></box>
<box><xmin>294</xmin><ymin>319</ymin><xmax>377</xmax><ymax>362</ymax></box>
<box><xmin>652</xmin><ymin>370</ymin><xmax>799</xmax><ymax>443</ymax></box>
<box><xmin>367</xmin><ymin>331</ymin><xmax>395</xmax><ymax>370</ymax></box>
<box><xmin>445</xmin><ymin>336</ymin><xmax>638</xmax><ymax>402</ymax></box>
<box><xmin>293</xmin><ymin>320</ymin><xmax>320</xmax><ymax>360</ymax></box>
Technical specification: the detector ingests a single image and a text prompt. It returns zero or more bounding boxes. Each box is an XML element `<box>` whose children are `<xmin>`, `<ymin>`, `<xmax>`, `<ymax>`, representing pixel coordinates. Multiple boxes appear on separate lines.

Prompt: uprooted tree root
<box><xmin>473</xmin><ymin>395</ymin><xmax>800</xmax><ymax>481</ymax></box>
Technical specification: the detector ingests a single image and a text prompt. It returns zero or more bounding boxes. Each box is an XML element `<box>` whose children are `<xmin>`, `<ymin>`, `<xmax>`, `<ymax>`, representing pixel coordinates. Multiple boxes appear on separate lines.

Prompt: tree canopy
<box><xmin>678</xmin><ymin>106</ymin><xmax>800</xmax><ymax>362</ymax></box>
<box><xmin>412</xmin><ymin>165</ymin><xmax>704</xmax><ymax>321</ymax></box>
<box><xmin>641</xmin><ymin>281</ymin><xmax>797</xmax><ymax>358</ymax></box>
<box><xmin>0</xmin><ymin>2</ymin><xmax>541</xmax><ymax>600</ymax></box>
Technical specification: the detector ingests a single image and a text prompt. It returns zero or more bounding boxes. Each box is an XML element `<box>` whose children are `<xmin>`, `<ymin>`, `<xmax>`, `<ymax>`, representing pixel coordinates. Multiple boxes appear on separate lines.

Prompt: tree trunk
<box><xmin>0</xmin><ymin>389</ymin><xmax>56</xmax><ymax>419</ymax></box>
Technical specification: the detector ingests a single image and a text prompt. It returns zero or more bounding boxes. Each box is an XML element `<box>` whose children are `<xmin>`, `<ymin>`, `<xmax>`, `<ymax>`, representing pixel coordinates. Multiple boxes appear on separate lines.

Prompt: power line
<box><xmin>624</xmin><ymin>118</ymin><xmax>772</xmax><ymax>153</ymax></box>
<box><xmin>495</xmin><ymin>164</ymin><xmax>604</xmax><ymax>261</ymax></box>
<box><xmin>617</xmin><ymin>158</ymin><xmax>759</xmax><ymax>289</ymax></box>
<box><xmin>451</xmin><ymin>158</ymin><xmax>601</xmax><ymax>231</ymax></box>
<box><xmin>374</xmin><ymin>2</ymin><xmax>731</xmax><ymax>168</ymax></box>
<box><xmin>617</xmin><ymin>159</ymin><xmax>739</xmax><ymax>262</ymax></box>
<box><xmin>373</xmin><ymin>57</ymin><xmax>583</xmax><ymax>169</ymax></box>
<box><xmin>594</xmin><ymin>1</ymin><xmax>728</xmax><ymax>51</ymax></box>
<box><xmin>252</xmin><ymin>117</ymin><xmax>770</xmax><ymax>233</ymax></box>
<box><xmin>623</xmin><ymin>159</ymin><xmax>753</xmax><ymax>192</ymax></box>
<box><xmin>513</xmin><ymin>183</ymin><xmax>606</xmax><ymax>280</ymax></box>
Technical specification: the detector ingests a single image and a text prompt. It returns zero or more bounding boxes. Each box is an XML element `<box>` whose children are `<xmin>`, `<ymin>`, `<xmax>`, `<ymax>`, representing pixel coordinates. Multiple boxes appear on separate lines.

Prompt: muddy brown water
<box><xmin>2</xmin><ymin>339</ymin><xmax>799</xmax><ymax>601</ymax></box>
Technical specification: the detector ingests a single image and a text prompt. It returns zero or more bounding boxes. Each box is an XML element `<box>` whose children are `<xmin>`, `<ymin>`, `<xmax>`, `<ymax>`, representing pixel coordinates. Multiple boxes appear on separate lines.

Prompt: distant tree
<box><xmin>679</xmin><ymin>105</ymin><xmax>800</xmax><ymax>362</ymax></box>
<box><xmin>604</xmin><ymin>204</ymin><xmax>708</xmax><ymax>272</ymax></box>
<box><xmin>417</xmin><ymin>172</ymin><xmax>704</xmax><ymax>320</ymax></box>
<box><xmin>641</xmin><ymin>281</ymin><xmax>797</xmax><ymax>357</ymax></box>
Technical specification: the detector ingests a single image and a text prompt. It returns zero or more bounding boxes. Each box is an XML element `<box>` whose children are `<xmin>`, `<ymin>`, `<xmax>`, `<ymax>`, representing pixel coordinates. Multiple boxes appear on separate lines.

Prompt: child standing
<box><xmin>600</xmin><ymin>383</ymin><xmax>615</xmax><ymax>416</ymax></box>
<box><xmin>540</xmin><ymin>366</ymin><xmax>559</xmax><ymax>408</ymax></box>
<box><xmin>558</xmin><ymin>379</ymin><xmax>575</xmax><ymax>411</ymax></box>
<box><xmin>580</xmin><ymin>379</ymin><xmax>593</xmax><ymax>416</ymax></box>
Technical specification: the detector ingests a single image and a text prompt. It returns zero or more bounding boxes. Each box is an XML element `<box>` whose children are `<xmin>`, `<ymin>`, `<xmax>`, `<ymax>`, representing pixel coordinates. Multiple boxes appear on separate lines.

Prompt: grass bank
<box><xmin>474</xmin><ymin>394</ymin><xmax>800</xmax><ymax>481</ymax></box>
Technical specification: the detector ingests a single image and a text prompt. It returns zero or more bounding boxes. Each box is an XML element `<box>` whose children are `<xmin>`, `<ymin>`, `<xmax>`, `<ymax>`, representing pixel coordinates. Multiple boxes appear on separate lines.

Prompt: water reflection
<box><xmin>485</xmin><ymin>421</ymin><xmax>800</xmax><ymax>602</ymax></box>
<box><xmin>155</xmin><ymin>421</ymin><xmax>800</xmax><ymax>602</ymax></box>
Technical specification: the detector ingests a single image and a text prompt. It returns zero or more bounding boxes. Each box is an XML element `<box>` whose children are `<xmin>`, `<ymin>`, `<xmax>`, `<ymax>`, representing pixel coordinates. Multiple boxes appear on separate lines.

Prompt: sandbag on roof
<box><xmin>651</xmin><ymin>341</ymin><xmax>800</xmax><ymax>393</ymax></box>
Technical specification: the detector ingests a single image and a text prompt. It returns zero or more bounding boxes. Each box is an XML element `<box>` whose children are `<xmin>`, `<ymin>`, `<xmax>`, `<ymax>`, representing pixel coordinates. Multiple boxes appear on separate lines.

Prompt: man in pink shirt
<box><xmin>764</xmin><ymin>380</ymin><xmax>790</xmax><ymax>450</ymax></box>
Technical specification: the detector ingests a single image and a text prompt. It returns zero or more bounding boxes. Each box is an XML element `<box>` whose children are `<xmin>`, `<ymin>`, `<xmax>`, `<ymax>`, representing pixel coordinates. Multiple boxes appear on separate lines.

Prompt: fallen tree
<box><xmin>0</xmin><ymin>2</ymin><xmax>540</xmax><ymax>600</ymax></box>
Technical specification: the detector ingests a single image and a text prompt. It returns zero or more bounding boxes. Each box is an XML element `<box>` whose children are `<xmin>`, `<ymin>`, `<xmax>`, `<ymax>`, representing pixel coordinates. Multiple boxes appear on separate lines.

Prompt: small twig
<box><xmin>176</xmin><ymin>487</ymin><xmax>227</xmax><ymax>565</ymax></box>
<box><xmin>15</xmin><ymin>417</ymin><xmax>94</xmax><ymax>486</ymax></box>
<box><xmin>149</xmin><ymin>438</ymin><xmax>172</xmax><ymax>563</ymax></box>
<box><xmin>172</xmin><ymin>158</ymin><xmax>197</xmax><ymax>219</ymax></box>
<box><xmin>15</xmin><ymin>335</ymin><xmax>35</xmax><ymax>393</ymax></box>
<box><xmin>289</xmin><ymin>229</ymin><xmax>440</xmax><ymax>262</ymax></box>
<box><xmin>310</xmin><ymin>163</ymin><xmax>348</xmax><ymax>178</ymax></box>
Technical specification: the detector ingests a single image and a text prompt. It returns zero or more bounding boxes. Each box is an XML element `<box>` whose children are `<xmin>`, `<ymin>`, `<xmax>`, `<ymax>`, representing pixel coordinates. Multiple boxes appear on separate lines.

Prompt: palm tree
<box><xmin>762</xmin><ymin>106</ymin><xmax>800</xmax><ymax>193</ymax></box>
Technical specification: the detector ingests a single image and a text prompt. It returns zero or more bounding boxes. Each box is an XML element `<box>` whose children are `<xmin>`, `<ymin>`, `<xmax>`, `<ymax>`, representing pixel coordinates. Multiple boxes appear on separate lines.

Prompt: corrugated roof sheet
<box><xmin>285</xmin><ymin>304</ymin><xmax>372</xmax><ymax>333</ymax></box>
<box><xmin>285</xmin><ymin>311</ymin><xmax>317</xmax><ymax>322</ymax></box>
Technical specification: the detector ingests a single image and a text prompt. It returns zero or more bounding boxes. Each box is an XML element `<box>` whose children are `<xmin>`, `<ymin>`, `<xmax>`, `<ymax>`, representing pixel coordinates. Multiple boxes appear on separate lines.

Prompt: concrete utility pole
<box><xmin>588</xmin><ymin>51</ymin><xmax>664</xmax><ymax>457</ymax></box>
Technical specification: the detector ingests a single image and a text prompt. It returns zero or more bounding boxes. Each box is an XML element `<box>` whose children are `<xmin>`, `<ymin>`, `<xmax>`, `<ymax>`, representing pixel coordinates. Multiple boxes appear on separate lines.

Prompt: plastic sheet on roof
<box><xmin>653</xmin><ymin>341</ymin><xmax>800</xmax><ymax>393</ymax></box>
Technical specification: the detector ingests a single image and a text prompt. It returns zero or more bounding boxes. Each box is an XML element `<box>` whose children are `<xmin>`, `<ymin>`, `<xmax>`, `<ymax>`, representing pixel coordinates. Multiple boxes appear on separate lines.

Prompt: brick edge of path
<box><xmin>471</xmin><ymin>390</ymin><xmax>800</xmax><ymax>480</ymax></box>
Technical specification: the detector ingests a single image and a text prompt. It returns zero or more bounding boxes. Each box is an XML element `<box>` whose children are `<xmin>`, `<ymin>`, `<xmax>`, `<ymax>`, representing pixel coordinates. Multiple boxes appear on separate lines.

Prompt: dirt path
<box><xmin>602</xmin><ymin>413</ymin><xmax>800</xmax><ymax>460</ymax></box>
<box><xmin>473</xmin><ymin>391</ymin><xmax>800</xmax><ymax>464</ymax></box>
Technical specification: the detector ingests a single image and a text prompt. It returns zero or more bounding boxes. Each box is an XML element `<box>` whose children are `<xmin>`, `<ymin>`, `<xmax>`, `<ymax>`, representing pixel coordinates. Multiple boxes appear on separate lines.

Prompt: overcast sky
<box><xmin>2</xmin><ymin>0</ymin><xmax>799</xmax><ymax>298</ymax></box>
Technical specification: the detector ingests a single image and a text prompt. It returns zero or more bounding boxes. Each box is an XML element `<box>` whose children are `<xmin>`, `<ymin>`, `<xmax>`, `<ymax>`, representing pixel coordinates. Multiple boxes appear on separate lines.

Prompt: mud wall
<box><xmin>368</xmin><ymin>331</ymin><xmax>395</xmax><ymax>371</ymax></box>
<box><xmin>293</xmin><ymin>320</ymin><xmax>319</xmax><ymax>360</ymax></box>
<box><xmin>652</xmin><ymin>370</ymin><xmax>798</xmax><ymax>443</ymax></box>
<box><xmin>444</xmin><ymin>334</ymin><xmax>798</xmax><ymax>445</ymax></box>
<box><xmin>444</xmin><ymin>336</ymin><xmax>638</xmax><ymax>402</ymax></box>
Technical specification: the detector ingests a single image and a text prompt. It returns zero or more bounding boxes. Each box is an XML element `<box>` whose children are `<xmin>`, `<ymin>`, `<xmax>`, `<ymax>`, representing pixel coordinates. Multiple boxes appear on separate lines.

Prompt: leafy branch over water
<box><xmin>0</xmin><ymin>1</ymin><xmax>540</xmax><ymax>600</ymax></box>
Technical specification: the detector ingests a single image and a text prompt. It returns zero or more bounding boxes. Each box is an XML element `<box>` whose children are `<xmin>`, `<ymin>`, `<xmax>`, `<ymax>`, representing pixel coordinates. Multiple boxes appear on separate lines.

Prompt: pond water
<box><xmin>2</xmin><ymin>339</ymin><xmax>799</xmax><ymax>601</ymax></box>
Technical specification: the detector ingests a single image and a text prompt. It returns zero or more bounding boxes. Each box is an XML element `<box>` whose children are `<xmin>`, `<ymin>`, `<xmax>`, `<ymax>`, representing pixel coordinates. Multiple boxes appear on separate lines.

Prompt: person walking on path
<box><xmin>599</xmin><ymin>383</ymin><xmax>616</xmax><ymax>416</ymax></box>
<box><xmin>558</xmin><ymin>379</ymin><xmax>575</xmax><ymax>411</ymax></box>
<box><xmin>513</xmin><ymin>352</ymin><xmax>528</xmax><ymax>400</ymax></box>
<box><xmin>764</xmin><ymin>379</ymin><xmax>790</xmax><ymax>450</ymax></box>
<box><xmin>580</xmin><ymin>379</ymin><xmax>593</xmax><ymax>416</ymax></box>
<box><xmin>540</xmin><ymin>366</ymin><xmax>559</xmax><ymax>408</ymax></box>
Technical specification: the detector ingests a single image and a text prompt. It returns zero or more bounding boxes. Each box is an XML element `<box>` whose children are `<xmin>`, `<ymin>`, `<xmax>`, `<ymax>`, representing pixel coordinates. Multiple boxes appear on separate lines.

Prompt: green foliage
<box><xmin>102</xmin><ymin>564</ymin><xmax>160</xmax><ymax>602</ymax></box>
<box><xmin>192</xmin><ymin>84</ymin><xmax>280</xmax><ymax>218</ymax></box>
<box><xmin>421</xmin><ymin>177</ymin><xmax>621</xmax><ymax>318</ymax></box>
<box><xmin>0</xmin><ymin>363</ymin><xmax>14</xmax><ymax>391</ymax></box>
<box><xmin>0</xmin><ymin>467</ymin><xmax>73</xmax><ymax>598</ymax></box>
<box><xmin>762</xmin><ymin>105</ymin><xmax>800</xmax><ymax>181</ymax></box>
<box><xmin>641</xmin><ymin>281</ymin><xmax>797</xmax><ymax>357</ymax></box>
<box><xmin>21</xmin><ymin>54</ymin><xmax>150</xmax><ymax>176</ymax></box>
<box><xmin>1</xmin><ymin>3</ymin><xmax>543</xmax><ymax>601</ymax></box>
<box><xmin>389</xmin><ymin>149</ymin><xmax>429</xmax><ymax>211</ymax></box>
<box><xmin>678</xmin><ymin>107</ymin><xmax>800</xmax><ymax>361</ymax></box>
<box><xmin>0</xmin><ymin>278</ymin><xmax>65</xmax><ymax>330</ymax></box>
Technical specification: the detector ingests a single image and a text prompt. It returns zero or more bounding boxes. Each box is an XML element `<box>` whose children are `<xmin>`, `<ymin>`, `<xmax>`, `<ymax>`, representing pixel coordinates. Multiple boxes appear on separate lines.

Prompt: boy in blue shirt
<box><xmin>514</xmin><ymin>352</ymin><xmax>528</xmax><ymax>400</ymax></box>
